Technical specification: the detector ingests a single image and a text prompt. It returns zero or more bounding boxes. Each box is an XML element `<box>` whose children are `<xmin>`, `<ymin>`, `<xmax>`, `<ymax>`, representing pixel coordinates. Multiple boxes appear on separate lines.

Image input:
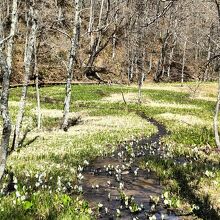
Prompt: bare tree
<box><xmin>181</xmin><ymin>39</ymin><xmax>187</xmax><ymax>86</ymax></box>
<box><xmin>0</xmin><ymin>0</ymin><xmax>18</xmax><ymax>181</ymax></box>
<box><xmin>214</xmin><ymin>74</ymin><xmax>220</xmax><ymax>150</ymax></box>
<box><xmin>12</xmin><ymin>1</ymin><xmax>38</xmax><ymax>149</ymax></box>
<box><xmin>88</xmin><ymin>0</ymin><xmax>94</xmax><ymax>50</ymax></box>
<box><xmin>0</xmin><ymin>38</ymin><xmax>12</xmax><ymax>181</ymax></box>
<box><xmin>62</xmin><ymin>0</ymin><xmax>81</xmax><ymax>131</ymax></box>
<box><xmin>167</xmin><ymin>19</ymin><xmax>178</xmax><ymax>78</ymax></box>
<box><xmin>7</xmin><ymin>0</ymin><xmax>18</xmax><ymax>76</ymax></box>
<box><xmin>34</xmin><ymin>37</ymin><xmax>41</xmax><ymax>129</ymax></box>
<box><xmin>213</xmin><ymin>0</ymin><xmax>220</xmax><ymax>150</ymax></box>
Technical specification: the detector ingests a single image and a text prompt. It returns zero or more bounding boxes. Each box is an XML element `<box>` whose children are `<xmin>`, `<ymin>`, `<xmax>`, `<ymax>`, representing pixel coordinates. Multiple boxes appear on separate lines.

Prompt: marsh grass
<box><xmin>1</xmin><ymin>82</ymin><xmax>220</xmax><ymax>219</ymax></box>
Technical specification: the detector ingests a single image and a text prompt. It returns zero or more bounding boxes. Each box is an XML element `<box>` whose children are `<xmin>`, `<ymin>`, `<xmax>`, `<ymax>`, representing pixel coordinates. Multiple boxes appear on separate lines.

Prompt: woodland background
<box><xmin>1</xmin><ymin>0</ymin><xmax>220</xmax><ymax>85</ymax></box>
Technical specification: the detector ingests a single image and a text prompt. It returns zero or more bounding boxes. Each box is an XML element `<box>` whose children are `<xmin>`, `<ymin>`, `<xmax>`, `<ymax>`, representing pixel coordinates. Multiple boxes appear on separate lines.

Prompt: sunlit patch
<box><xmin>9</xmin><ymin>101</ymin><xmax>32</xmax><ymax>107</ymax></box>
<box><xmin>101</xmin><ymin>93</ymin><xmax>200</xmax><ymax>109</ymax></box>
<box><xmin>144</xmin><ymin>101</ymin><xmax>200</xmax><ymax>109</ymax></box>
<box><xmin>101</xmin><ymin>92</ymin><xmax>139</xmax><ymax>103</ymax></box>
<box><xmin>157</xmin><ymin>113</ymin><xmax>206</xmax><ymax>126</ymax></box>
<box><xmin>141</xmin><ymin>82</ymin><xmax>217</xmax><ymax>101</ymax></box>
<box><xmin>31</xmin><ymin>108</ymin><xmax>86</xmax><ymax>119</ymax></box>
<box><xmin>30</xmin><ymin>113</ymin><xmax>153</xmax><ymax>137</ymax></box>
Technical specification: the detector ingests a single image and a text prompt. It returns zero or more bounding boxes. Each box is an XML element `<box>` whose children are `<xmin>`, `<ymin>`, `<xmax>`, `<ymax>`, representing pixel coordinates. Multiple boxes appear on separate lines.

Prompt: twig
<box><xmin>0</xmin><ymin>34</ymin><xmax>12</xmax><ymax>45</ymax></box>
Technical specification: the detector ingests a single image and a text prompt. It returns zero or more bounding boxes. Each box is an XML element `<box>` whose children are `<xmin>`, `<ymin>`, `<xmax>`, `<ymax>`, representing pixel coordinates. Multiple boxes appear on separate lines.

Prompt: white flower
<box><xmin>149</xmin><ymin>215</ymin><xmax>157</xmax><ymax>220</ymax></box>
<box><xmin>134</xmin><ymin>168</ymin><xmax>139</xmax><ymax>176</ymax></box>
<box><xmin>98</xmin><ymin>203</ymin><xmax>103</xmax><ymax>208</ymax></box>
<box><xmin>150</xmin><ymin>204</ymin><xmax>156</xmax><ymax>211</ymax></box>
<box><xmin>78</xmin><ymin>165</ymin><xmax>83</xmax><ymax>172</ymax></box>
<box><xmin>161</xmin><ymin>213</ymin><xmax>168</xmax><ymax>220</ymax></box>
<box><xmin>83</xmin><ymin>160</ymin><xmax>89</xmax><ymax>165</ymax></box>
<box><xmin>77</xmin><ymin>173</ymin><xmax>84</xmax><ymax>181</ymax></box>
<box><xmin>119</xmin><ymin>182</ymin><xmax>124</xmax><ymax>190</ymax></box>
<box><xmin>21</xmin><ymin>195</ymin><xmax>26</xmax><ymax>201</ymax></box>
<box><xmin>13</xmin><ymin>177</ymin><xmax>18</xmax><ymax>184</ymax></box>
<box><xmin>15</xmin><ymin>191</ymin><xmax>21</xmax><ymax>198</ymax></box>
<box><xmin>116</xmin><ymin>209</ymin><xmax>121</xmax><ymax>217</ymax></box>
<box><xmin>107</xmin><ymin>180</ymin><xmax>111</xmax><ymax>185</ymax></box>
<box><xmin>78</xmin><ymin>185</ymin><xmax>83</xmax><ymax>192</ymax></box>
<box><xmin>88</xmin><ymin>208</ymin><xmax>93</xmax><ymax>214</ymax></box>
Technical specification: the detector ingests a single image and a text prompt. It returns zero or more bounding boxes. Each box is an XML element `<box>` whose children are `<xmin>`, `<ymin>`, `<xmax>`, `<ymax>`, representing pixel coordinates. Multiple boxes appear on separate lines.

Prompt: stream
<box><xmin>81</xmin><ymin>113</ymin><xmax>184</xmax><ymax>219</ymax></box>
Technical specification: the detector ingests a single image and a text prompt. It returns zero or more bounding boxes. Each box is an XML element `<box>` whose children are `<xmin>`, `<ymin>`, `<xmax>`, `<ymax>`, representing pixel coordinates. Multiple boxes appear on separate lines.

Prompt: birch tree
<box><xmin>0</xmin><ymin>38</ymin><xmax>11</xmax><ymax>181</ymax></box>
<box><xmin>181</xmin><ymin>39</ymin><xmax>187</xmax><ymax>86</ymax></box>
<box><xmin>12</xmin><ymin>1</ymin><xmax>38</xmax><ymax>149</ymax></box>
<box><xmin>167</xmin><ymin>19</ymin><xmax>178</xmax><ymax>79</ymax></box>
<box><xmin>136</xmin><ymin>1</ymin><xmax>146</xmax><ymax>103</ymax></box>
<box><xmin>62</xmin><ymin>0</ymin><xmax>81</xmax><ymax>131</ymax></box>
<box><xmin>0</xmin><ymin>0</ymin><xmax>18</xmax><ymax>181</ymax></box>
<box><xmin>88</xmin><ymin>0</ymin><xmax>94</xmax><ymax>50</ymax></box>
<box><xmin>34</xmin><ymin>37</ymin><xmax>41</xmax><ymax>129</ymax></box>
<box><xmin>213</xmin><ymin>0</ymin><xmax>220</xmax><ymax>150</ymax></box>
<box><xmin>7</xmin><ymin>0</ymin><xmax>18</xmax><ymax>76</ymax></box>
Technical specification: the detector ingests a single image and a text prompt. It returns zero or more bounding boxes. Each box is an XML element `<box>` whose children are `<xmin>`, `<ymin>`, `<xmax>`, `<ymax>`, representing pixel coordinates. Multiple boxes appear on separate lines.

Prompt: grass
<box><xmin>0</xmin><ymin>82</ymin><xmax>220</xmax><ymax>219</ymax></box>
<box><xmin>1</xmin><ymin>84</ymin><xmax>155</xmax><ymax>219</ymax></box>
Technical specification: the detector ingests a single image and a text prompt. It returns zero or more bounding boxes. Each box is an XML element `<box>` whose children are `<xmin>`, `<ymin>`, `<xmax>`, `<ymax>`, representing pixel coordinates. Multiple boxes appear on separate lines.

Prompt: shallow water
<box><xmin>81</xmin><ymin>114</ymin><xmax>190</xmax><ymax>219</ymax></box>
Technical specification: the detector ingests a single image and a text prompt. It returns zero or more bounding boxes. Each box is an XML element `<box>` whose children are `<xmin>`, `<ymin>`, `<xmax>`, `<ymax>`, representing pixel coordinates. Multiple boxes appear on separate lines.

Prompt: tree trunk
<box><xmin>0</xmin><ymin>0</ymin><xmax>17</xmax><ymax>181</ymax></box>
<box><xmin>181</xmin><ymin>39</ymin><xmax>187</xmax><ymax>86</ymax></box>
<box><xmin>62</xmin><ymin>0</ymin><xmax>81</xmax><ymax>131</ymax></box>
<box><xmin>12</xmin><ymin>3</ymin><xmax>38</xmax><ymax>149</ymax></box>
<box><xmin>167</xmin><ymin>32</ymin><xmax>177</xmax><ymax>78</ymax></box>
<box><xmin>34</xmin><ymin>39</ymin><xmax>41</xmax><ymax>129</ymax></box>
<box><xmin>154</xmin><ymin>31</ymin><xmax>169</xmax><ymax>82</ymax></box>
<box><xmin>88</xmin><ymin>0</ymin><xmax>94</xmax><ymax>50</ymax></box>
<box><xmin>204</xmin><ymin>34</ymin><xmax>212</xmax><ymax>81</ymax></box>
<box><xmin>112</xmin><ymin>0</ymin><xmax>118</xmax><ymax>60</ymax></box>
<box><xmin>148</xmin><ymin>53</ymin><xmax>152</xmax><ymax>75</ymax></box>
<box><xmin>6</xmin><ymin>0</ymin><xmax>18</xmax><ymax>75</ymax></box>
<box><xmin>0</xmin><ymin>42</ymin><xmax>11</xmax><ymax>181</ymax></box>
<box><xmin>214</xmin><ymin>75</ymin><xmax>220</xmax><ymax>150</ymax></box>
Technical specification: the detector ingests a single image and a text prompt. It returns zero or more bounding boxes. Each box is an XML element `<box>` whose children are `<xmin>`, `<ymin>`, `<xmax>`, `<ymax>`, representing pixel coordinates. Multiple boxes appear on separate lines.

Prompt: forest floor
<box><xmin>0</xmin><ymin>82</ymin><xmax>220</xmax><ymax>219</ymax></box>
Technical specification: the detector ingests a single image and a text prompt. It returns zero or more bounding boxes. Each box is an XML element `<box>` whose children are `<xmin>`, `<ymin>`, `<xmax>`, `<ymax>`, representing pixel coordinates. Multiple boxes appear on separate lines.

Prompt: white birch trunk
<box><xmin>62</xmin><ymin>0</ymin><xmax>81</xmax><ymax>131</ymax></box>
<box><xmin>0</xmin><ymin>42</ymin><xmax>11</xmax><ymax>181</ymax></box>
<box><xmin>138</xmin><ymin>51</ymin><xmax>145</xmax><ymax>104</ymax></box>
<box><xmin>167</xmin><ymin>34</ymin><xmax>177</xmax><ymax>78</ymax></box>
<box><xmin>204</xmin><ymin>44</ymin><xmax>211</xmax><ymax>81</ymax></box>
<box><xmin>95</xmin><ymin>0</ymin><xmax>104</xmax><ymax>53</ymax></box>
<box><xmin>13</xmin><ymin>3</ymin><xmax>38</xmax><ymax>149</ymax></box>
<box><xmin>148</xmin><ymin>53</ymin><xmax>152</xmax><ymax>74</ymax></box>
<box><xmin>214</xmin><ymin>75</ymin><xmax>220</xmax><ymax>150</ymax></box>
<box><xmin>181</xmin><ymin>40</ymin><xmax>187</xmax><ymax>86</ymax></box>
<box><xmin>0</xmin><ymin>0</ymin><xmax>17</xmax><ymax>180</ymax></box>
<box><xmin>7</xmin><ymin>0</ymin><xmax>18</xmax><ymax>75</ymax></box>
<box><xmin>88</xmin><ymin>0</ymin><xmax>94</xmax><ymax>50</ymax></box>
<box><xmin>34</xmin><ymin>40</ymin><xmax>41</xmax><ymax>129</ymax></box>
<box><xmin>112</xmin><ymin>0</ymin><xmax>118</xmax><ymax>60</ymax></box>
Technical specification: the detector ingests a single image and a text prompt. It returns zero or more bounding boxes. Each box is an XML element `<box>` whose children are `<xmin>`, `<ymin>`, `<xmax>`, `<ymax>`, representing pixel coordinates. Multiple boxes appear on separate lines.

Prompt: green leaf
<box><xmin>23</xmin><ymin>201</ymin><xmax>33</xmax><ymax>210</ymax></box>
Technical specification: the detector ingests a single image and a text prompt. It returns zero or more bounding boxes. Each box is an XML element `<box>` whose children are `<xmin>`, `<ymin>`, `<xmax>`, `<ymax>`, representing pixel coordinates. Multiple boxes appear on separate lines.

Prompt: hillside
<box><xmin>1</xmin><ymin>0</ymin><xmax>219</xmax><ymax>84</ymax></box>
